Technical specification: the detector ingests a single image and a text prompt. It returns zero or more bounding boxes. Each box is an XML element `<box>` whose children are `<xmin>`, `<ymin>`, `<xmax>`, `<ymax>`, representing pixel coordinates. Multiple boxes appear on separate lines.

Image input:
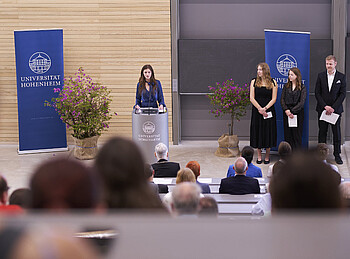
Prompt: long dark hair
<box><xmin>286</xmin><ymin>67</ymin><xmax>302</xmax><ymax>90</ymax></box>
<box><xmin>95</xmin><ymin>137</ymin><xmax>164</xmax><ymax>209</ymax></box>
<box><xmin>138</xmin><ymin>64</ymin><xmax>158</xmax><ymax>95</ymax></box>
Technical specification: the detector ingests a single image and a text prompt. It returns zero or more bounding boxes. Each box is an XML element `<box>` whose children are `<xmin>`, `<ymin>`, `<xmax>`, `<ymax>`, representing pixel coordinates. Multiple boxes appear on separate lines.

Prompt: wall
<box><xmin>0</xmin><ymin>0</ymin><xmax>172</xmax><ymax>143</ymax></box>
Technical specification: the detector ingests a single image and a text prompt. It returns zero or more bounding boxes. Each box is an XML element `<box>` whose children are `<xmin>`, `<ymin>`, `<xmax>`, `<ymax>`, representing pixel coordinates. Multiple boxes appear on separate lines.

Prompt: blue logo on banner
<box><xmin>29</xmin><ymin>52</ymin><xmax>52</xmax><ymax>74</ymax></box>
<box><xmin>276</xmin><ymin>54</ymin><xmax>297</xmax><ymax>76</ymax></box>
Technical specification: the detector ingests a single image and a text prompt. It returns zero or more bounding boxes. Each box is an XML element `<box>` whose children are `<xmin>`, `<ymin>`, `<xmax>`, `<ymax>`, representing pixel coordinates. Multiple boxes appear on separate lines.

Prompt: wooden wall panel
<box><xmin>0</xmin><ymin>0</ymin><xmax>172</xmax><ymax>144</ymax></box>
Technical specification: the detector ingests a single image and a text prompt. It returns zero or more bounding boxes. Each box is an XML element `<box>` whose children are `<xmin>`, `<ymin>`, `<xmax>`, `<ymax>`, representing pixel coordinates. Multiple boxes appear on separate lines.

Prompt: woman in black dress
<box><xmin>250</xmin><ymin>63</ymin><xmax>277</xmax><ymax>164</ymax></box>
<box><xmin>280</xmin><ymin>67</ymin><xmax>306</xmax><ymax>150</ymax></box>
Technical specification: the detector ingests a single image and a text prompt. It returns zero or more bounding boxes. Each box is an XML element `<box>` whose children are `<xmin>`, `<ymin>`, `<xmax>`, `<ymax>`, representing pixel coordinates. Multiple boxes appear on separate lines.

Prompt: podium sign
<box><xmin>132</xmin><ymin>109</ymin><xmax>169</xmax><ymax>163</ymax></box>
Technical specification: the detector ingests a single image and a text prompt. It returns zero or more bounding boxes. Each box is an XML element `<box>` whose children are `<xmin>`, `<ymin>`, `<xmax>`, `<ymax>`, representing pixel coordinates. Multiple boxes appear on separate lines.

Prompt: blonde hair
<box><xmin>255</xmin><ymin>62</ymin><xmax>274</xmax><ymax>89</ymax></box>
<box><xmin>176</xmin><ymin>168</ymin><xmax>196</xmax><ymax>184</ymax></box>
<box><xmin>326</xmin><ymin>55</ymin><xmax>336</xmax><ymax>62</ymax></box>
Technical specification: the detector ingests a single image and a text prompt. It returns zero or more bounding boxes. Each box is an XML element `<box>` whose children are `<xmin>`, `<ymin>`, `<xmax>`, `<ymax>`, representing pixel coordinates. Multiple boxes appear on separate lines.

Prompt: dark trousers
<box><xmin>318</xmin><ymin>112</ymin><xmax>341</xmax><ymax>156</ymax></box>
<box><xmin>283</xmin><ymin>110</ymin><xmax>304</xmax><ymax>150</ymax></box>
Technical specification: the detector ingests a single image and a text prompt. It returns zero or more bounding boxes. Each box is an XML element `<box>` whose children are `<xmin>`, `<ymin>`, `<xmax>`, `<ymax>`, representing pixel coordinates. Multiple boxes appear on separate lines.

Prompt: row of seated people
<box><xmin>1</xmin><ymin>138</ymin><xmax>344</xmax><ymax>218</ymax></box>
<box><xmin>152</xmin><ymin>141</ymin><xmax>340</xmax><ymax>180</ymax></box>
<box><xmin>0</xmin><ymin>136</ymin><xmax>348</xmax><ymax>258</ymax></box>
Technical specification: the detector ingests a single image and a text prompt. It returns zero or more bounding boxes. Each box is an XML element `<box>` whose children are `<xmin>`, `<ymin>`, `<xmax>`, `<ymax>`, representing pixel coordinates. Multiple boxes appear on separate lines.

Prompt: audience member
<box><xmin>267</xmin><ymin>141</ymin><xmax>292</xmax><ymax>179</ymax></box>
<box><xmin>162</xmin><ymin>168</ymin><xmax>203</xmax><ymax>211</ymax></box>
<box><xmin>252</xmin><ymin>161</ymin><xmax>284</xmax><ymax>216</ymax></box>
<box><xmin>316</xmin><ymin>143</ymin><xmax>339</xmax><ymax>173</ymax></box>
<box><xmin>219</xmin><ymin>157</ymin><xmax>260</xmax><ymax>195</ymax></box>
<box><xmin>30</xmin><ymin>158</ymin><xmax>102</xmax><ymax>211</ymax></box>
<box><xmin>9</xmin><ymin>188</ymin><xmax>31</xmax><ymax>209</ymax></box>
<box><xmin>186</xmin><ymin>161</ymin><xmax>211</xmax><ymax>193</ymax></box>
<box><xmin>269</xmin><ymin>151</ymin><xmax>342</xmax><ymax>212</ymax></box>
<box><xmin>152</xmin><ymin>143</ymin><xmax>180</xmax><ymax>177</ymax></box>
<box><xmin>198</xmin><ymin>196</ymin><xmax>219</xmax><ymax>217</ymax></box>
<box><xmin>0</xmin><ymin>175</ymin><xmax>23</xmax><ymax>214</ymax></box>
<box><xmin>340</xmin><ymin>182</ymin><xmax>350</xmax><ymax>208</ymax></box>
<box><xmin>144</xmin><ymin>163</ymin><xmax>168</xmax><ymax>194</ymax></box>
<box><xmin>175</xmin><ymin>168</ymin><xmax>196</xmax><ymax>184</ymax></box>
<box><xmin>171</xmin><ymin>182</ymin><xmax>201</xmax><ymax>217</ymax></box>
<box><xmin>227</xmin><ymin>146</ymin><xmax>262</xmax><ymax>178</ymax></box>
<box><xmin>0</xmin><ymin>226</ymin><xmax>99</xmax><ymax>259</ymax></box>
<box><xmin>95</xmin><ymin>137</ymin><xmax>164</xmax><ymax>210</ymax></box>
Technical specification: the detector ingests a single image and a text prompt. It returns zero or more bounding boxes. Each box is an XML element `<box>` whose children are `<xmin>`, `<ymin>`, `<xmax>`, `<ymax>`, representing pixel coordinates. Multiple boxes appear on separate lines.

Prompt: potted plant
<box><xmin>207</xmin><ymin>78</ymin><xmax>250</xmax><ymax>157</ymax></box>
<box><xmin>45</xmin><ymin>67</ymin><xmax>113</xmax><ymax>159</ymax></box>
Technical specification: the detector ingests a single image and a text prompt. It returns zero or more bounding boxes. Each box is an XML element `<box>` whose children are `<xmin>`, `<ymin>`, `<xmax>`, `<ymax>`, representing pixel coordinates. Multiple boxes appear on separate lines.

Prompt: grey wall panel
<box><xmin>180</xmin><ymin>3</ymin><xmax>331</xmax><ymax>39</ymax></box>
<box><xmin>181</xmin><ymin>95</ymin><xmax>251</xmax><ymax>140</ymax></box>
<box><xmin>179</xmin><ymin>39</ymin><xmax>265</xmax><ymax>93</ymax></box>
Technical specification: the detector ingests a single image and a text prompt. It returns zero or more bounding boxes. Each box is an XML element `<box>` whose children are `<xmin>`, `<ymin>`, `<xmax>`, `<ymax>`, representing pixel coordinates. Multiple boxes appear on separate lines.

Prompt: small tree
<box><xmin>45</xmin><ymin>67</ymin><xmax>113</xmax><ymax>139</ymax></box>
<box><xmin>207</xmin><ymin>78</ymin><xmax>250</xmax><ymax>135</ymax></box>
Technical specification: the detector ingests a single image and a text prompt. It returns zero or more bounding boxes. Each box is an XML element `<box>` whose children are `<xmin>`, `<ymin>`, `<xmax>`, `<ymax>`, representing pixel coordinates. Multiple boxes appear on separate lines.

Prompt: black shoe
<box><xmin>335</xmin><ymin>156</ymin><xmax>343</xmax><ymax>165</ymax></box>
<box><xmin>256</xmin><ymin>159</ymin><xmax>262</xmax><ymax>164</ymax></box>
<box><xmin>264</xmin><ymin>159</ymin><xmax>270</xmax><ymax>164</ymax></box>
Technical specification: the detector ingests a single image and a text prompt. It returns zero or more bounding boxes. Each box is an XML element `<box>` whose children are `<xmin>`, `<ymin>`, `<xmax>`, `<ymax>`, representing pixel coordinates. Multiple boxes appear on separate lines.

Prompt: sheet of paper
<box><xmin>153</xmin><ymin>178</ymin><xmax>173</xmax><ymax>184</ymax></box>
<box><xmin>319</xmin><ymin>110</ymin><xmax>339</xmax><ymax>125</ymax></box>
<box><xmin>288</xmin><ymin>115</ymin><xmax>297</xmax><ymax>127</ymax></box>
<box><xmin>263</xmin><ymin>111</ymin><xmax>273</xmax><ymax>119</ymax></box>
<box><xmin>197</xmin><ymin>178</ymin><xmax>212</xmax><ymax>184</ymax></box>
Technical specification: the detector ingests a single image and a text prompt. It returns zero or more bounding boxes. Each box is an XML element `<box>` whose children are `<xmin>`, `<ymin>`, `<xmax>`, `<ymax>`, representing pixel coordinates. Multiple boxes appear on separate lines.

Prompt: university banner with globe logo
<box><xmin>265</xmin><ymin>29</ymin><xmax>310</xmax><ymax>149</ymax></box>
<box><xmin>14</xmin><ymin>29</ymin><xmax>67</xmax><ymax>153</ymax></box>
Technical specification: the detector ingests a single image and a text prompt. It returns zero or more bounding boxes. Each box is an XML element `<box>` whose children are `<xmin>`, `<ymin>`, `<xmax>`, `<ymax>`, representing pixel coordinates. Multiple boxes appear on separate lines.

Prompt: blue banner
<box><xmin>265</xmin><ymin>29</ymin><xmax>310</xmax><ymax>149</ymax></box>
<box><xmin>14</xmin><ymin>29</ymin><xmax>67</xmax><ymax>153</ymax></box>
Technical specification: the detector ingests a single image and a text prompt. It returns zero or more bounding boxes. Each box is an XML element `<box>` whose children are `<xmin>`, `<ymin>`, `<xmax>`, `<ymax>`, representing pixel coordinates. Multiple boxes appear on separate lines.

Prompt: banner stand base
<box><xmin>18</xmin><ymin>147</ymin><xmax>68</xmax><ymax>155</ymax></box>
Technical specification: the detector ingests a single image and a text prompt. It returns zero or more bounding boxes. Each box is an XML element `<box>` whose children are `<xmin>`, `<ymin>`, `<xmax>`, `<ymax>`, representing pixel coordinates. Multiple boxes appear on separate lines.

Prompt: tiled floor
<box><xmin>0</xmin><ymin>140</ymin><xmax>349</xmax><ymax>194</ymax></box>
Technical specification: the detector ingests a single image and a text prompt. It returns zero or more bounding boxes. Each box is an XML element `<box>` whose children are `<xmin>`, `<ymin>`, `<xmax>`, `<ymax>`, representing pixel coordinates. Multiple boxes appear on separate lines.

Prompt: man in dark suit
<box><xmin>219</xmin><ymin>157</ymin><xmax>260</xmax><ymax>195</ymax></box>
<box><xmin>315</xmin><ymin>55</ymin><xmax>346</xmax><ymax>164</ymax></box>
<box><xmin>144</xmin><ymin>163</ymin><xmax>168</xmax><ymax>194</ymax></box>
<box><xmin>186</xmin><ymin>161</ymin><xmax>211</xmax><ymax>193</ymax></box>
<box><xmin>152</xmin><ymin>143</ymin><xmax>180</xmax><ymax>177</ymax></box>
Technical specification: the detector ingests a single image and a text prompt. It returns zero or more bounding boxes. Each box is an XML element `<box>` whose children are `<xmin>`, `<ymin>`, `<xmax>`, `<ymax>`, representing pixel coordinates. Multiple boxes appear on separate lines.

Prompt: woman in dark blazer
<box><xmin>280</xmin><ymin>67</ymin><xmax>306</xmax><ymax>150</ymax></box>
<box><xmin>134</xmin><ymin>64</ymin><xmax>165</xmax><ymax>109</ymax></box>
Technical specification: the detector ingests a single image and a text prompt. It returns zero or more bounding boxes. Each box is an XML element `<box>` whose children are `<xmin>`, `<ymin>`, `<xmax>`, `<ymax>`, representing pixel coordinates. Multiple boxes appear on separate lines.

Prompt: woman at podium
<box><xmin>134</xmin><ymin>64</ymin><xmax>166</xmax><ymax>110</ymax></box>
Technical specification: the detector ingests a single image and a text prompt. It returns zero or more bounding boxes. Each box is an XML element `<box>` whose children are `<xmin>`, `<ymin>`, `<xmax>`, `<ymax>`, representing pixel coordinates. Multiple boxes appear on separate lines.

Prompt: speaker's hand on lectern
<box><xmin>159</xmin><ymin>105</ymin><xmax>164</xmax><ymax>111</ymax></box>
<box><xmin>135</xmin><ymin>105</ymin><xmax>140</xmax><ymax>110</ymax></box>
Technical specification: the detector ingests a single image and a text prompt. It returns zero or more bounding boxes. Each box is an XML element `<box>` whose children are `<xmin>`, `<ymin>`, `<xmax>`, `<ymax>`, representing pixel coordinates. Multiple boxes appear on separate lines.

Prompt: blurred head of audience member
<box><xmin>154</xmin><ymin>142</ymin><xmax>168</xmax><ymax>161</ymax></box>
<box><xmin>0</xmin><ymin>175</ymin><xmax>10</xmax><ymax>205</ymax></box>
<box><xmin>176</xmin><ymin>168</ymin><xmax>196</xmax><ymax>184</ymax></box>
<box><xmin>234</xmin><ymin>157</ymin><xmax>248</xmax><ymax>175</ymax></box>
<box><xmin>241</xmin><ymin>146</ymin><xmax>254</xmax><ymax>165</ymax></box>
<box><xmin>9</xmin><ymin>188</ymin><xmax>31</xmax><ymax>209</ymax></box>
<box><xmin>144</xmin><ymin>163</ymin><xmax>158</xmax><ymax>194</ymax></box>
<box><xmin>0</xmin><ymin>226</ymin><xmax>99</xmax><ymax>259</ymax></box>
<box><xmin>278</xmin><ymin>141</ymin><xmax>292</xmax><ymax>160</ymax></box>
<box><xmin>317</xmin><ymin>143</ymin><xmax>329</xmax><ymax>161</ymax></box>
<box><xmin>95</xmin><ymin>137</ymin><xmax>164</xmax><ymax>209</ymax></box>
<box><xmin>171</xmin><ymin>182</ymin><xmax>201</xmax><ymax>216</ymax></box>
<box><xmin>198</xmin><ymin>196</ymin><xmax>218</xmax><ymax>217</ymax></box>
<box><xmin>30</xmin><ymin>158</ymin><xmax>102</xmax><ymax>211</ymax></box>
<box><xmin>340</xmin><ymin>182</ymin><xmax>350</xmax><ymax>208</ymax></box>
<box><xmin>269</xmin><ymin>151</ymin><xmax>342</xmax><ymax>212</ymax></box>
<box><xmin>0</xmin><ymin>175</ymin><xmax>23</xmax><ymax>215</ymax></box>
<box><xmin>185</xmin><ymin>161</ymin><xmax>200</xmax><ymax>179</ymax></box>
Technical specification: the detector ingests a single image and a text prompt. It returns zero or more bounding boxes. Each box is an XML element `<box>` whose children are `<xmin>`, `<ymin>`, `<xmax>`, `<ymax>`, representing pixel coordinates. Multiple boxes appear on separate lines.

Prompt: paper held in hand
<box><xmin>288</xmin><ymin>115</ymin><xmax>297</xmax><ymax>127</ymax></box>
<box><xmin>319</xmin><ymin>110</ymin><xmax>339</xmax><ymax>125</ymax></box>
<box><xmin>263</xmin><ymin>112</ymin><xmax>273</xmax><ymax>119</ymax></box>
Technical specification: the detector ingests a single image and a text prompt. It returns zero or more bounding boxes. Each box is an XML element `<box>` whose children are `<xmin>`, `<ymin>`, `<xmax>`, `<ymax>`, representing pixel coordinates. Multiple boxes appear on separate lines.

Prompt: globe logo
<box><xmin>276</xmin><ymin>54</ymin><xmax>297</xmax><ymax>76</ymax></box>
<box><xmin>29</xmin><ymin>52</ymin><xmax>51</xmax><ymax>74</ymax></box>
<box><xmin>142</xmin><ymin>121</ymin><xmax>156</xmax><ymax>134</ymax></box>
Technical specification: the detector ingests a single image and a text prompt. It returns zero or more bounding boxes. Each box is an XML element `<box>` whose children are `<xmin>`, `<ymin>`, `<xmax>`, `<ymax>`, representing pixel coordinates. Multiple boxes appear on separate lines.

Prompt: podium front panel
<box><xmin>132</xmin><ymin>111</ymin><xmax>169</xmax><ymax>164</ymax></box>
